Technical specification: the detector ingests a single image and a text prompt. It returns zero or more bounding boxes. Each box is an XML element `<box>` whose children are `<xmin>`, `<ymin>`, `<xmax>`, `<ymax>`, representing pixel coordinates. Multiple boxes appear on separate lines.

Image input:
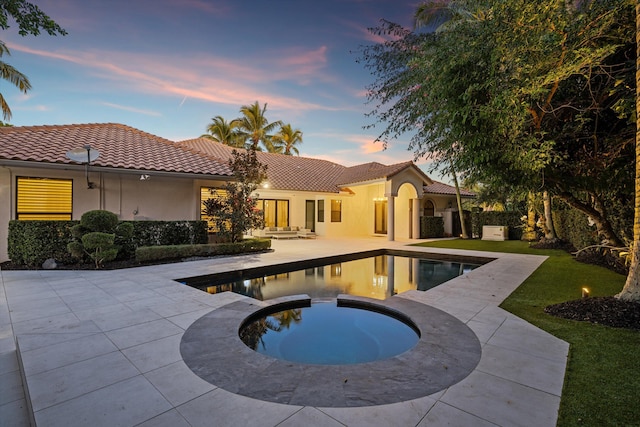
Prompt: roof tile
<box><xmin>0</xmin><ymin>123</ymin><xmax>233</xmax><ymax>176</ymax></box>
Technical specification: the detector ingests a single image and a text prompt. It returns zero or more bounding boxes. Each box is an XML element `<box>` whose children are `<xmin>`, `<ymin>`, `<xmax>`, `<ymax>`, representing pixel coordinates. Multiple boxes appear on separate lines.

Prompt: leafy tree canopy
<box><xmin>358</xmin><ymin>0</ymin><xmax>635</xmax><ymax>245</ymax></box>
<box><xmin>204</xmin><ymin>102</ymin><xmax>302</xmax><ymax>154</ymax></box>
<box><xmin>0</xmin><ymin>0</ymin><xmax>66</xmax><ymax>36</ymax></box>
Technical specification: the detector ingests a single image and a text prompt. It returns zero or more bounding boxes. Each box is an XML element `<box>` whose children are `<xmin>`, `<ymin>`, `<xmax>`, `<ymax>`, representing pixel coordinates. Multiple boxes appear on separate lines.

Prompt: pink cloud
<box><xmin>8</xmin><ymin>42</ymin><xmax>342</xmax><ymax>117</ymax></box>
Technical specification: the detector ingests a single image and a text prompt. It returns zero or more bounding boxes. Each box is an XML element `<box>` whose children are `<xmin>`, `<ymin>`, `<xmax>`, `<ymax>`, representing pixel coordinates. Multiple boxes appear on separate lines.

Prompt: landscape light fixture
<box><xmin>65</xmin><ymin>144</ymin><xmax>100</xmax><ymax>189</ymax></box>
<box><xmin>582</xmin><ymin>287</ymin><xmax>590</xmax><ymax>298</ymax></box>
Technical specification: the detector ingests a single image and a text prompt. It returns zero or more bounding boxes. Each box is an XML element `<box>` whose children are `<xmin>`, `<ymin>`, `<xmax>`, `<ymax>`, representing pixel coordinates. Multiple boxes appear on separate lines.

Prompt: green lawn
<box><xmin>413</xmin><ymin>239</ymin><xmax>640</xmax><ymax>427</ymax></box>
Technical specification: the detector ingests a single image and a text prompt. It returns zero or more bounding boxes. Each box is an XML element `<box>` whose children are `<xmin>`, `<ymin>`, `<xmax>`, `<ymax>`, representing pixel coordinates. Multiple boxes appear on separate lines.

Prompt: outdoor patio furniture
<box><xmin>297</xmin><ymin>229</ymin><xmax>316</xmax><ymax>239</ymax></box>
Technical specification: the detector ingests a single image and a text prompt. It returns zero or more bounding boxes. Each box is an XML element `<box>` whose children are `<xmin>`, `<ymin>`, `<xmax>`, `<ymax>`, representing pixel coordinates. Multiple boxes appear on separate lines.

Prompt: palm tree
<box><xmin>272</xmin><ymin>124</ymin><xmax>303</xmax><ymax>155</ymax></box>
<box><xmin>234</xmin><ymin>101</ymin><xmax>283</xmax><ymax>152</ymax></box>
<box><xmin>201</xmin><ymin>115</ymin><xmax>243</xmax><ymax>148</ymax></box>
<box><xmin>616</xmin><ymin>2</ymin><xmax>640</xmax><ymax>302</ymax></box>
<box><xmin>0</xmin><ymin>41</ymin><xmax>31</xmax><ymax>121</ymax></box>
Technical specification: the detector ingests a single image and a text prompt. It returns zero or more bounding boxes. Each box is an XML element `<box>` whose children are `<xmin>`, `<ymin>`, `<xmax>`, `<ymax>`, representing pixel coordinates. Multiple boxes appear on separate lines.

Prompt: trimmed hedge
<box><xmin>420</xmin><ymin>216</ymin><xmax>444</xmax><ymax>238</ymax></box>
<box><xmin>135</xmin><ymin>239</ymin><xmax>271</xmax><ymax>263</ymax></box>
<box><xmin>552</xmin><ymin>209</ymin><xmax>598</xmax><ymax>250</ymax></box>
<box><xmin>130</xmin><ymin>220</ymin><xmax>208</xmax><ymax>247</ymax></box>
<box><xmin>8</xmin><ymin>219</ymin><xmax>209</xmax><ymax>266</ymax></box>
<box><xmin>8</xmin><ymin>220</ymin><xmax>77</xmax><ymax>266</ymax></box>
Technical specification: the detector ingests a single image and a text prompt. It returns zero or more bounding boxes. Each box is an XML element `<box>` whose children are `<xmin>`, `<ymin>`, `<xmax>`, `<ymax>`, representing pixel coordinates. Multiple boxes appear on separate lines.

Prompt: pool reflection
<box><xmin>197</xmin><ymin>255</ymin><xmax>477</xmax><ymax>301</ymax></box>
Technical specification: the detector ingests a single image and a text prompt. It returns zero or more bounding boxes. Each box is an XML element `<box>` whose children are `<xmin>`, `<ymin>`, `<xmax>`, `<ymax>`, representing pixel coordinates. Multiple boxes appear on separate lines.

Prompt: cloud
<box><xmin>8</xmin><ymin>42</ymin><xmax>342</xmax><ymax>117</ymax></box>
<box><xmin>307</xmin><ymin>131</ymin><xmax>417</xmax><ymax>166</ymax></box>
<box><xmin>14</xmin><ymin>104</ymin><xmax>50</xmax><ymax>112</ymax></box>
<box><xmin>101</xmin><ymin>102</ymin><xmax>162</xmax><ymax>116</ymax></box>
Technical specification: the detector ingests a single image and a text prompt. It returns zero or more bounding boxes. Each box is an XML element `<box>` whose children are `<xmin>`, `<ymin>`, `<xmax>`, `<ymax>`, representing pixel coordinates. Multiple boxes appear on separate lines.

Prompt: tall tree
<box><xmin>358</xmin><ymin>0</ymin><xmax>635</xmax><ymax>247</ymax></box>
<box><xmin>616</xmin><ymin>1</ymin><xmax>640</xmax><ymax>302</ymax></box>
<box><xmin>0</xmin><ymin>0</ymin><xmax>66</xmax><ymax>120</ymax></box>
<box><xmin>202</xmin><ymin>115</ymin><xmax>243</xmax><ymax>148</ymax></box>
<box><xmin>272</xmin><ymin>123</ymin><xmax>303</xmax><ymax>155</ymax></box>
<box><xmin>0</xmin><ymin>40</ymin><xmax>29</xmax><ymax>120</ymax></box>
<box><xmin>234</xmin><ymin>101</ymin><xmax>283</xmax><ymax>152</ymax></box>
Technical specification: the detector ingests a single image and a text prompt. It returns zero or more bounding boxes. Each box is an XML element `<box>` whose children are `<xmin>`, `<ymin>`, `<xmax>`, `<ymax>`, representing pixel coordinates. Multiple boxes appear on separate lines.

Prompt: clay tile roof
<box><xmin>0</xmin><ymin>123</ymin><xmax>233</xmax><ymax>176</ymax></box>
<box><xmin>179</xmin><ymin>138</ymin><xmax>349</xmax><ymax>193</ymax></box>
<box><xmin>336</xmin><ymin>161</ymin><xmax>420</xmax><ymax>186</ymax></box>
<box><xmin>424</xmin><ymin>180</ymin><xmax>475</xmax><ymax>197</ymax></box>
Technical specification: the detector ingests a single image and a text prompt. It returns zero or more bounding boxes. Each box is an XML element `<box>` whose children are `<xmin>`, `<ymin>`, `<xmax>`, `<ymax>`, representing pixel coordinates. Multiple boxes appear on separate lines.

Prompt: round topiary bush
<box><xmin>80</xmin><ymin>210</ymin><xmax>119</xmax><ymax>232</ymax></box>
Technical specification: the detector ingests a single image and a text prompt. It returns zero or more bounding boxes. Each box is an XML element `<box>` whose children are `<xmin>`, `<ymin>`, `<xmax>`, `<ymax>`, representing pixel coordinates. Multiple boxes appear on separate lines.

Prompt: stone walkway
<box><xmin>0</xmin><ymin>238</ymin><xmax>568</xmax><ymax>426</ymax></box>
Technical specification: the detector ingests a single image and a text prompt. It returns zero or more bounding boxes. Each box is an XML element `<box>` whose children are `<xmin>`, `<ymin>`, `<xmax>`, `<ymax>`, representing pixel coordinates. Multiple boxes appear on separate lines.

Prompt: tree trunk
<box><xmin>542</xmin><ymin>191</ymin><xmax>557</xmax><ymax>240</ymax></box>
<box><xmin>451</xmin><ymin>164</ymin><xmax>469</xmax><ymax>239</ymax></box>
<box><xmin>556</xmin><ymin>192</ymin><xmax>624</xmax><ymax>247</ymax></box>
<box><xmin>616</xmin><ymin>2</ymin><xmax>640</xmax><ymax>302</ymax></box>
<box><xmin>521</xmin><ymin>192</ymin><xmax>538</xmax><ymax>241</ymax></box>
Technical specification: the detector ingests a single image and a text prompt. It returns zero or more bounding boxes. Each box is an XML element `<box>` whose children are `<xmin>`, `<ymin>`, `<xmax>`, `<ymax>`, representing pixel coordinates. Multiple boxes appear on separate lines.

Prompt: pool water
<box><xmin>181</xmin><ymin>253</ymin><xmax>479</xmax><ymax>301</ymax></box>
<box><xmin>239</xmin><ymin>301</ymin><xmax>420</xmax><ymax>365</ymax></box>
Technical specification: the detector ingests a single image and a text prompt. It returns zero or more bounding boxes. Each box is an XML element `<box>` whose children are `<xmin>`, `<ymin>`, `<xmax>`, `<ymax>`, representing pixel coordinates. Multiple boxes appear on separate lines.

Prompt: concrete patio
<box><xmin>0</xmin><ymin>237</ymin><xmax>568</xmax><ymax>426</ymax></box>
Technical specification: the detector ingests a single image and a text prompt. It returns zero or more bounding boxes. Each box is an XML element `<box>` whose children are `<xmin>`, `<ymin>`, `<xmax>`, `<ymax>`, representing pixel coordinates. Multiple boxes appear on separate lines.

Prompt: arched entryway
<box><xmin>385</xmin><ymin>174</ymin><xmax>424</xmax><ymax>241</ymax></box>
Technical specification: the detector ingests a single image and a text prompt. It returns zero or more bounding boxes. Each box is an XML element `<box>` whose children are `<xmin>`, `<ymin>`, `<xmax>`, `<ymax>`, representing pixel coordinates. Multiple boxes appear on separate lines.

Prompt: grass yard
<box><xmin>413</xmin><ymin>239</ymin><xmax>640</xmax><ymax>427</ymax></box>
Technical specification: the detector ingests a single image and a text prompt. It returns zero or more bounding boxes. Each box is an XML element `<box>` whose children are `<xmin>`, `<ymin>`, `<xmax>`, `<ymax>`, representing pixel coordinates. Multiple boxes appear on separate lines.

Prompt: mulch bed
<box><xmin>545</xmin><ymin>297</ymin><xmax>640</xmax><ymax>331</ymax></box>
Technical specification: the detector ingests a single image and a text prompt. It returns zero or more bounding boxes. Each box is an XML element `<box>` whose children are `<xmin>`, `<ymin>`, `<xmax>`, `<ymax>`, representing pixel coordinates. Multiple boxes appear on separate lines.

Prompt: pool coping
<box><xmin>180</xmin><ymin>294</ymin><xmax>482</xmax><ymax>407</ymax></box>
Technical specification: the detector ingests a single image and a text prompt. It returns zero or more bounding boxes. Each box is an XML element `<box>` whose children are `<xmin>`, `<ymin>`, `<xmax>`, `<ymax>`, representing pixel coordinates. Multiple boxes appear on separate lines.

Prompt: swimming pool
<box><xmin>178</xmin><ymin>249</ymin><xmax>486</xmax><ymax>301</ymax></box>
<box><xmin>239</xmin><ymin>299</ymin><xmax>420</xmax><ymax>365</ymax></box>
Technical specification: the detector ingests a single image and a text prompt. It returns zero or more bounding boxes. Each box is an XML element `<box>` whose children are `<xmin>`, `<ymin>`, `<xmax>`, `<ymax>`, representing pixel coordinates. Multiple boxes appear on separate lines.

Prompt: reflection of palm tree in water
<box><xmin>239</xmin><ymin>309</ymin><xmax>302</xmax><ymax>350</ymax></box>
<box><xmin>271</xmin><ymin>308</ymin><xmax>302</xmax><ymax>330</ymax></box>
<box><xmin>232</xmin><ymin>277</ymin><xmax>265</xmax><ymax>300</ymax></box>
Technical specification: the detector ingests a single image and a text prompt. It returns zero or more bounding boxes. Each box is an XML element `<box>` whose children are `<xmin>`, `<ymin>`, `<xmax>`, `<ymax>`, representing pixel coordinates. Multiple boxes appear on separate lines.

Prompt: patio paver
<box><xmin>0</xmin><ymin>237</ymin><xmax>568</xmax><ymax>426</ymax></box>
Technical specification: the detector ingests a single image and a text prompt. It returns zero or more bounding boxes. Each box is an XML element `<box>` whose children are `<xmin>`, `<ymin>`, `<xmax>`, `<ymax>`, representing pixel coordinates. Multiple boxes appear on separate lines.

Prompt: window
<box><xmin>257</xmin><ymin>199</ymin><xmax>289</xmax><ymax>227</ymax></box>
<box><xmin>16</xmin><ymin>177</ymin><xmax>72</xmax><ymax>220</ymax></box>
<box><xmin>317</xmin><ymin>200</ymin><xmax>324</xmax><ymax>223</ymax></box>
<box><xmin>200</xmin><ymin>187</ymin><xmax>228</xmax><ymax>232</ymax></box>
<box><xmin>423</xmin><ymin>200</ymin><xmax>435</xmax><ymax>217</ymax></box>
<box><xmin>374</xmin><ymin>200</ymin><xmax>387</xmax><ymax>234</ymax></box>
<box><xmin>330</xmin><ymin>199</ymin><xmax>341</xmax><ymax>222</ymax></box>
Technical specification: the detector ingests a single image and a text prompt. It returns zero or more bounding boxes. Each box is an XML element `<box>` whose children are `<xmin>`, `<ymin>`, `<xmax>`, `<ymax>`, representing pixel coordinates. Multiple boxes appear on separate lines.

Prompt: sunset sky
<box><xmin>2</xmin><ymin>1</ymin><xmax>450</xmax><ymax>180</ymax></box>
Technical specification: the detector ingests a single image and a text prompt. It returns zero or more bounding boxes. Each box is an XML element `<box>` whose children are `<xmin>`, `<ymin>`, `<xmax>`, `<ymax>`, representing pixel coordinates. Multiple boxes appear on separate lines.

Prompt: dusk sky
<box><xmin>3</xmin><ymin>1</ymin><xmax>449</xmax><ymax>179</ymax></box>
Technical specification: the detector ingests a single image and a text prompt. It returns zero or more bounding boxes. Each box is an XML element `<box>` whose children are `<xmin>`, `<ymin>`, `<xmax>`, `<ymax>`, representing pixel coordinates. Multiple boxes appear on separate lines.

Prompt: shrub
<box><xmin>8</xmin><ymin>220</ymin><xmax>76</xmax><ymax>266</ymax></box>
<box><xmin>135</xmin><ymin>239</ymin><xmax>271</xmax><ymax>263</ymax></box>
<box><xmin>79</xmin><ymin>209</ymin><xmax>119</xmax><ymax>231</ymax></box>
<box><xmin>81</xmin><ymin>232</ymin><xmax>118</xmax><ymax>268</ymax></box>
<box><xmin>67</xmin><ymin>210</ymin><xmax>131</xmax><ymax>268</ymax></box>
<box><xmin>131</xmin><ymin>221</ymin><xmax>208</xmax><ymax>246</ymax></box>
<box><xmin>420</xmin><ymin>216</ymin><xmax>444</xmax><ymax>238</ymax></box>
<box><xmin>553</xmin><ymin>209</ymin><xmax>598</xmax><ymax>250</ymax></box>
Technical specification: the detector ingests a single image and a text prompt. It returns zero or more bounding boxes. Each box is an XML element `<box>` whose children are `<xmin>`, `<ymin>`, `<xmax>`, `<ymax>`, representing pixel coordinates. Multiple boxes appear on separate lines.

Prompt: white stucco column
<box><xmin>412</xmin><ymin>198</ymin><xmax>420</xmax><ymax>239</ymax></box>
<box><xmin>387</xmin><ymin>194</ymin><xmax>395</xmax><ymax>241</ymax></box>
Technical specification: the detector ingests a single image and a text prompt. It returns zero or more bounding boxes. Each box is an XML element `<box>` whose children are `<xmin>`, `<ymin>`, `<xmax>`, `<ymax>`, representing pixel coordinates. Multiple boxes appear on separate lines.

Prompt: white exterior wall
<box><xmin>422</xmin><ymin>195</ymin><xmax>467</xmax><ymax>236</ymax></box>
<box><xmin>0</xmin><ymin>165</ymin><xmax>227</xmax><ymax>262</ymax></box>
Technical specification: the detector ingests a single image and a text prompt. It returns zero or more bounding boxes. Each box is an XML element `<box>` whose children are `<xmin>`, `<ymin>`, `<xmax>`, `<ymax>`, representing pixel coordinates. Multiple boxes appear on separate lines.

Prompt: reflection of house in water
<box><xmin>193</xmin><ymin>255</ymin><xmax>478</xmax><ymax>301</ymax></box>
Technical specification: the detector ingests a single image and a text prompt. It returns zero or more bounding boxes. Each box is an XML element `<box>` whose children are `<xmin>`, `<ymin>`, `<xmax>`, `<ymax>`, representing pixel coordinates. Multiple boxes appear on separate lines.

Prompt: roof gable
<box><xmin>337</xmin><ymin>161</ymin><xmax>433</xmax><ymax>187</ymax></box>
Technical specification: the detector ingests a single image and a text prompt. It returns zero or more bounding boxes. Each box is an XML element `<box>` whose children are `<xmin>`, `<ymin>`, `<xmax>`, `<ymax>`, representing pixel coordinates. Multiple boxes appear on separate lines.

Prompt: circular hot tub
<box><xmin>180</xmin><ymin>294</ymin><xmax>481</xmax><ymax>407</ymax></box>
<box><xmin>239</xmin><ymin>301</ymin><xmax>420</xmax><ymax>365</ymax></box>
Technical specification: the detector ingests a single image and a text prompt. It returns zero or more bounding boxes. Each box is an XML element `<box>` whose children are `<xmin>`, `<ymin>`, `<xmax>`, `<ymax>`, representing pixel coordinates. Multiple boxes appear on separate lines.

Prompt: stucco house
<box><xmin>0</xmin><ymin>123</ymin><xmax>474</xmax><ymax>262</ymax></box>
